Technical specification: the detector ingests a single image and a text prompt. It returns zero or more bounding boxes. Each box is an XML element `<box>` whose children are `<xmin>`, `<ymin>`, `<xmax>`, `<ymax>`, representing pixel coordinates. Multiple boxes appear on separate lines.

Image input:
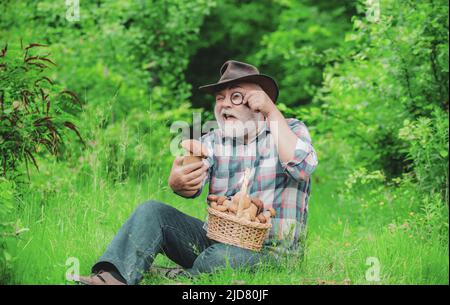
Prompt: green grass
<box><xmin>5</xmin><ymin>156</ymin><xmax>449</xmax><ymax>285</ymax></box>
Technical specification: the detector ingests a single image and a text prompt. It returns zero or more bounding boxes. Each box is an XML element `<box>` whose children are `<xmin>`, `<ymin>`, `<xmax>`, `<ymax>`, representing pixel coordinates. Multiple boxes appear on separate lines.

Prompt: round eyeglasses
<box><xmin>230</xmin><ymin>91</ymin><xmax>244</xmax><ymax>105</ymax></box>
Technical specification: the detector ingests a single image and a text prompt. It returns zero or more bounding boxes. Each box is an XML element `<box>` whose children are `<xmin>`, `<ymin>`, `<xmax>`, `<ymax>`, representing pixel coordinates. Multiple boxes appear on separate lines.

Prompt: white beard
<box><xmin>218</xmin><ymin>113</ymin><xmax>265</xmax><ymax>141</ymax></box>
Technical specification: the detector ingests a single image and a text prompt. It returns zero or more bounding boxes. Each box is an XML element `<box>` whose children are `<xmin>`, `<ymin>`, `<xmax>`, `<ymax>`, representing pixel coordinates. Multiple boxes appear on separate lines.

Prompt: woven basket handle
<box><xmin>236</xmin><ymin>168</ymin><xmax>251</xmax><ymax>217</ymax></box>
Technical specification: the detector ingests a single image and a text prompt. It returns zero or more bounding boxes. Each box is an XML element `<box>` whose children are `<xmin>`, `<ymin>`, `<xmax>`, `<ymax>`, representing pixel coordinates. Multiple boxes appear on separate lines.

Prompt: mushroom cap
<box><xmin>223</xmin><ymin>199</ymin><xmax>233</xmax><ymax>207</ymax></box>
<box><xmin>182</xmin><ymin>155</ymin><xmax>203</xmax><ymax>166</ymax></box>
<box><xmin>207</xmin><ymin>194</ymin><xmax>219</xmax><ymax>202</ymax></box>
<box><xmin>210</xmin><ymin>201</ymin><xmax>227</xmax><ymax>212</ymax></box>
<box><xmin>268</xmin><ymin>207</ymin><xmax>276</xmax><ymax>217</ymax></box>
<box><xmin>180</xmin><ymin>139</ymin><xmax>208</xmax><ymax>158</ymax></box>
<box><xmin>228</xmin><ymin>201</ymin><xmax>238</xmax><ymax>213</ymax></box>
<box><xmin>246</xmin><ymin>204</ymin><xmax>258</xmax><ymax>219</ymax></box>
<box><xmin>257</xmin><ymin>213</ymin><xmax>267</xmax><ymax>223</ymax></box>
<box><xmin>217</xmin><ymin>196</ymin><xmax>227</xmax><ymax>204</ymax></box>
<box><xmin>251</xmin><ymin>198</ymin><xmax>264</xmax><ymax>214</ymax></box>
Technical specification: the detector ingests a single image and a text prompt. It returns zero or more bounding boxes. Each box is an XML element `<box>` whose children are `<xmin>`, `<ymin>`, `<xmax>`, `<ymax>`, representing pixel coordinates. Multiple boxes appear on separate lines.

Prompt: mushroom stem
<box><xmin>182</xmin><ymin>152</ymin><xmax>202</xmax><ymax>166</ymax></box>
<box><xmin>242</xmin><ymin>203</ymin><xmax>258</xmax><ymax>221</ymax></box>
<box><xmin>236</xmin><ymin>168</ymin><xmax>251</xmax><ymax>218</ymax></box>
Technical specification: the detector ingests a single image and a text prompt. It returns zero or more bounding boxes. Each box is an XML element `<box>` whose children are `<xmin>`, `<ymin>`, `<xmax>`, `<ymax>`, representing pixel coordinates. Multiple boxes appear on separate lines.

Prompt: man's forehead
<box><xmin>215</xmin><ymin>82</ymin><xmax>254</xmax><ymax>96</ymax></box>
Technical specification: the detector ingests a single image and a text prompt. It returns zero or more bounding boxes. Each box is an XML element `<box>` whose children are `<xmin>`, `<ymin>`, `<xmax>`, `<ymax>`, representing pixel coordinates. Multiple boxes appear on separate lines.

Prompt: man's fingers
<box><xmin>184</xmin><ymin>164</ymin><xmax>208</xmax><ymax>181</ymax></box>
<box><xmin>182</xmin><ymin>160</ymin><xmax>204</xmax><ymax>174</ymax></box>
<box><xmin>182</xmin><ymin>182</ymin><xmax>203</xmax><ymax>191</ymax></box>
<box><xmin>242</xmin><ymin>91</ymin><xmax>254</xmax><ymax>105</ymax></box>
<box><xmin>243</xmin><ymin>92</ymin><xmax>261</xmax><ymax>112</ymax></box>
<box><xmin>186</xmin><ymin>171</ymin><xmax>207</xmax><ymax>186</ymax></box>
<box><xmin>243</xmin><ymin>90</ymin><xmax>263</xmax><ymax>104</ymax></box>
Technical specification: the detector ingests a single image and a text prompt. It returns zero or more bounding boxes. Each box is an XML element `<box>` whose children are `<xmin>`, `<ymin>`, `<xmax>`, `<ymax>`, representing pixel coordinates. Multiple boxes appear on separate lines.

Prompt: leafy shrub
<box><xmin>251</xmin><ymin>0</ymin><xmax>355</xmax><ymax>105</ymax></box>
<box><xmin>0</xmin><ymin>42</ymin><xmax>83</xmax><ymax>180</ymax></box>
<box><xmin>313</xmin><ymin>0</ymin><xmax>449</xmax><ymax>178</ymax></box>
<box><xmin>0</xmin><ymin>0</ymin><xmax>215</xmax><ymax>124</ymax></box>
<box><xmin>399</xmin><ymin>107</ymin><xmax>449</xmax><ymax>201</ymax></box>
<box><xmin>410</xmin><ymin>192</ymin><xmax>449</xmax><ymax>245</ymax></box>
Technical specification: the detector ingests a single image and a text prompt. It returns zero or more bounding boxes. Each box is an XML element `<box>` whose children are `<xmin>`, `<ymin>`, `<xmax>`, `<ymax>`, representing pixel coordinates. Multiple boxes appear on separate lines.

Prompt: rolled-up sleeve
<box><xmin>279</xmin><ymin>119</ymin><xmax>318</xmax><ymax>182</ymax></box>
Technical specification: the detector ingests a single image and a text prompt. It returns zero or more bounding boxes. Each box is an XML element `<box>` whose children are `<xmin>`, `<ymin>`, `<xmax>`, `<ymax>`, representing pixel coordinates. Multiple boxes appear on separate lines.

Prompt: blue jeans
<box><xmin>92</xmin><ymin>200</ymin><xmax>274</xmax><ymax>284</ymax></box>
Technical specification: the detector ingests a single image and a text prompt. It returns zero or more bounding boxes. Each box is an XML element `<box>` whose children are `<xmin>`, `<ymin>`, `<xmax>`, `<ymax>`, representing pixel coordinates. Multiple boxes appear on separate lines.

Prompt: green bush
<box><xmin>314</xmin><ymin>0</ymin><xmax>449</xmax><ymax>177</ymax></box>
<box><xmin>0</xmin><ymin>42</ymin><xmax>83</xmax><ymax>180</ymax></box>
<box><xmin>399</xmin><ymin>107</ymin><xmax>449</xmax><ymax>201</ymax></box>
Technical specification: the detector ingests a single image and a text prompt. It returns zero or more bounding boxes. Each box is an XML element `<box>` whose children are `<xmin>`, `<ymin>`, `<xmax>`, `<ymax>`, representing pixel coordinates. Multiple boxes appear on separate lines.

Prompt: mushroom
<box><xmin>241</xmin><ymin>203</ymin><xmax>258</xmax><ymax>221</ymax></box>
<box><xmin>180</xmin><ymin>139</ymin><xmax>208</xmax><ymax>166</ymax></box>
<box><xmin>232</xmin><ymin>191</ymin><xmax>251</xmax><ymax>210</ymax></box>
<box><xmin>223</xmin><ymin>199</ymin><xmax>237</xmax><ymax>213</ymax></box>
<box><xmin>268</xmin><ymin>207</ymin><xmax>276</xmax><ymax>217</ymax></box>
<box><xmin>207</xmin><ymin>194</ymin><xmax>219</xmax><ymax>202</ymax></box>
<box><xmin>217</xmin><ymin>196</ymin><xmax>227</xmax><ymax>205</ymax></box>
<box><xmin>210</xmin><ymin>201</ymin><xmax>227</xmax><ymax>212</ymax></box>
<box><xmin>229</xmin><ymin>201</ymin><xmax>239</xmax><ymax>214</ymax></box>
<box><xmin>236</xmin><ymin>169</ymin><xmax>252</xmax><ymax>218</ymax></box>
<box><xmin>206</xmin><ymin>169</ymin><xmax>271</xmax><ymax>224</ymax></box>
<box><xmin>256</xmin><ymin>208</ymin><xmax>276</xmax><ymax>224</ymax></box>
<box><xmin>251</xmin><ymin>198</ymin><xmax>264</xmax><ymax>215</ymax></box>
<box><xmin>261</xmin><ymin>210</ymin><xmax>274</xmax><ymax>223</ymax></box>
<box><xmin>257</xmin><ymin>213</ymin><xmax>267</xmax><ymax>223</ymax></box>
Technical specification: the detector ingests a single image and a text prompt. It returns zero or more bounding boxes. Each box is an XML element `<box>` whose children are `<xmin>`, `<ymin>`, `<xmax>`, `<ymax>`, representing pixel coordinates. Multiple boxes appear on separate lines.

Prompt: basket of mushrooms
<box><xmin>181</xmin><ymin>140</ymin><xmax>275</xmax><ymax>252</ymax></box>
<box><xmin>206</xmin><ymin>168</ymin><xmax>275</xmax><ymax>252</ymax></box>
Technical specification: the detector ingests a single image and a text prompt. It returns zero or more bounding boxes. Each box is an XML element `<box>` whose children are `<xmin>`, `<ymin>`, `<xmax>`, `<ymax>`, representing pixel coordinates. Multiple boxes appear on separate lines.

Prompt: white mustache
<box><xmin>220</xmin><ymin>109</ymin><xmax>240</xmax><ymax>119</ymax></box>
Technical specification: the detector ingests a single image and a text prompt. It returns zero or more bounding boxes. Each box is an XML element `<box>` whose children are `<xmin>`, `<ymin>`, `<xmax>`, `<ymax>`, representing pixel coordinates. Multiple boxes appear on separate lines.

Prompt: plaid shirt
<box><xmin>192</xmin><ymin>118</ymin><xmax>318</xmax><ymax>251</ymax></box>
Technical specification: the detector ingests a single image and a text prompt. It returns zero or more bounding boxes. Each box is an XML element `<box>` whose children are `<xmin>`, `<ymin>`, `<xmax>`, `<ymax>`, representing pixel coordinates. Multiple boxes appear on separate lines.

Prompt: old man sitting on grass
<box><xmin>78</xmin><ymin>60</ymin><xmax>318</xmax><ymax>285</ymax></box>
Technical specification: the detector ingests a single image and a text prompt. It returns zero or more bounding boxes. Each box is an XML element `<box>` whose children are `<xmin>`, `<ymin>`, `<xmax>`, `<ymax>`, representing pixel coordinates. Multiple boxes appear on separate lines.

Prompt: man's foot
<box><xmin>148</xmin><ymin>265</ymin><xmax>191</xmax><ymax>280</ymax></box>
<box><xmin>77</xmin><ymin>270</ymin><xmax>127</xmax><ymax>285</ymax></box>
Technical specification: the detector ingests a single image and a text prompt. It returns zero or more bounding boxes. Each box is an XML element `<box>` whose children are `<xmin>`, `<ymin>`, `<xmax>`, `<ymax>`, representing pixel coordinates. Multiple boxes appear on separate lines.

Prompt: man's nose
<box><xmin>221</xmin><ymin>94</ymin><xmax>233</xmax><ymax>108</ymax></box>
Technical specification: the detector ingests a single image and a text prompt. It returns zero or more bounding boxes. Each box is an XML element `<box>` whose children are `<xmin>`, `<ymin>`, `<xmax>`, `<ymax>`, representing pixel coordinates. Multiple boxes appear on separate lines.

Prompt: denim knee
<box><xmin>134</xmin><ymin>200</ymin><xmax>171</xmax><ymax>222</ymax></box>
<box><xmin>190</xmin><ymin>243</ymin><xmax>261</xmax><ymax>274</ymax></box>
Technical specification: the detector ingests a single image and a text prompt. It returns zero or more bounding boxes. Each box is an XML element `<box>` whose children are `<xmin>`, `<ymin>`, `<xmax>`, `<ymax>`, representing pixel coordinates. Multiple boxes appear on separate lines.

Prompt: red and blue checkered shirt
<box><xmin>195</xmin><ymin>118</ymin><xmax>318</xmax><ymax>251</ymax></box>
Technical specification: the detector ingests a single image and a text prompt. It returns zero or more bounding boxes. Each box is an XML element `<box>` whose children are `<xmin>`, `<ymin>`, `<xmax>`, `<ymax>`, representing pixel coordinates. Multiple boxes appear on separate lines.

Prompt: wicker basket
<box><xmin>206</xmin><ymin>207</ymin><xmax>272</xmax><ymax>252</ymax></box>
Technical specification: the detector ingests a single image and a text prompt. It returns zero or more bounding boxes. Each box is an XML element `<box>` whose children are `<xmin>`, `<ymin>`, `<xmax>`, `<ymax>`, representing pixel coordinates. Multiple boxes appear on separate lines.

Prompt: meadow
<box><xmin>6</xmin><ymin>141</ymin><xmax>448</xmax><ymax>284</ymax></box>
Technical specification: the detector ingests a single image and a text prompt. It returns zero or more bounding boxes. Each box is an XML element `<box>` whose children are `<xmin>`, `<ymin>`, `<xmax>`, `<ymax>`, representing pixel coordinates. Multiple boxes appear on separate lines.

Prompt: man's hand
<box><xmin>168</xmin><ymin>156</ymin><xmax>208</xmax><ymax>198</ymax></box>
<box><xmin>242</xmin><ymin>89</ymin><xmax>277</xmax><ymax>117</ymax></box>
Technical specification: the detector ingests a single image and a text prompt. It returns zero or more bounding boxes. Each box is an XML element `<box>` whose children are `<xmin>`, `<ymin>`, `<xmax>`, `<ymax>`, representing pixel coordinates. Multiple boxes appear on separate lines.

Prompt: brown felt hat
<box><xmin>198</xmin><ymin>60</ymin><xmax>279</xmax><ymax>102</ymax></box>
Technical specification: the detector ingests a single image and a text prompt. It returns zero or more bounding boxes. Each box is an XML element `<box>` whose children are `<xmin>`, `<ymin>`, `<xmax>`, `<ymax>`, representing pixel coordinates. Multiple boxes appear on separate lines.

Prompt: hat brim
<box><xmin>198</xmin><ymin>74</ymin><xmax>279</xmax><ymax>103</ymax></box>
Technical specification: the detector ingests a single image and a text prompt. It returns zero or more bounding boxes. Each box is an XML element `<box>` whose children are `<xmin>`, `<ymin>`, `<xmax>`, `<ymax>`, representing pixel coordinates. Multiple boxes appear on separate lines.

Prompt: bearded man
<box><xmin>78</xmin><ymin>60</ymin><xmax>318</xmax><ymax>285</ymax></box>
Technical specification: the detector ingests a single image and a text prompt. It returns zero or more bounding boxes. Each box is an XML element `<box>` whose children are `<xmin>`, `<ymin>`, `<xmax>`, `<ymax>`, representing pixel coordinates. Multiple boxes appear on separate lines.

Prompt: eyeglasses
<box><xmin>217</xmin><ymin>91</ymin><xmax>245</xmax><ymax>106</ymax></box>
<box><xmin>230</xmin><ymin>92</ymin><xmax>245</xmax><ymax>105</ymax></box>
